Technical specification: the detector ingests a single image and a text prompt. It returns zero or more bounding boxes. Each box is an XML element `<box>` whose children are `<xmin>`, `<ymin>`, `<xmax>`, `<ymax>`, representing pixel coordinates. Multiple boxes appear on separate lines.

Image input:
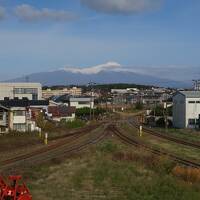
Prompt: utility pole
<box><xmin>88</xmin><ymin>82</ymin><xmax>96</xmax><ymax>121</ymax></box>
<box><xmin>193</xmin><ymin>80</ymin><xmax>200</xmax><ymax>91</ymax></box>
<box><xmin>163</xmin><ymin>102</ymin><xmax>168</xmax><ymax>132</ymax></box>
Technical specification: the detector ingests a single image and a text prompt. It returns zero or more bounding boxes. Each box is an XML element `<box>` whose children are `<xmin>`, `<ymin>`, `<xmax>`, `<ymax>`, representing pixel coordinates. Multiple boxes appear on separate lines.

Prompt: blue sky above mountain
<box><xmin>0</xmin><ymin>0</ymin><xmax>200</xmax><ymax>81</ymax></box>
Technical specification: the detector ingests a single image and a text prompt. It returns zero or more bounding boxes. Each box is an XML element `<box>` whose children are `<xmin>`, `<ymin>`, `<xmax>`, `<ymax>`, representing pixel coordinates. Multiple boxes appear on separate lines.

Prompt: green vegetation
<box><xmin>156</xmin><ymin>117</ymin><xmax>173</xmax><ymax>127</ymax></box>
<box><xmin>121</xmin><ymin>123</ymin><xmax>200</xmax><ymax>162</ymax></box>
<box><xmin>135</xmin><ymin>102</ymin><xmax>144</xmax><ymax>110</ymax></box>
<box><xmin>76</xmin><ymin>107</ymin><xmax>106</xmax><ymax>118</ymax></box>
<box><xmin>150</xmin><ymin>105</ymin><xmax>172</xmax><ymax>116</ymax></box>
<box><xmin>65</xmin><ymin>119</ymin><xmax>86</xmax><ymax>129</ymax></box>
<box><xmin>156</xmin><ymin>127</ymin><xmax>200</xmax><ymax>144</ymax></box>
<box><xmin>22</xmin><ymin>140</ymin><xmax>200</xmax><ymax>200</ymax></box>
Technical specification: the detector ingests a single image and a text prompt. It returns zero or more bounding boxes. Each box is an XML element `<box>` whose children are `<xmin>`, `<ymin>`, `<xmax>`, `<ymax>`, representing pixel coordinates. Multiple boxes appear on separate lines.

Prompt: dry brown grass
<box><xmin>172</xmin><ymin>166</ymin><xmax>200</xmax><ymax>183</ymax></box>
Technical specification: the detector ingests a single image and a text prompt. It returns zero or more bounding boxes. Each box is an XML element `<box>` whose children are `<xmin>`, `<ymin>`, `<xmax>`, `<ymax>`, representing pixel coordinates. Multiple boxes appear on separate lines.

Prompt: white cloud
<box><xmin>15</xmin><ymin>4</ymin><xmax>78</xmax><ymax>22</ymax></box>
<box><xmin>80</xmin><ymin>0</ymin><xmax>162</xmax><ymax>14</ymax></box>
<box><xmin>63</xmin><ymin>61</ymin><xmax>122</xmax><ymax>74</ymax></box>
<box><xmin>0</xmin><ymin>6</ymin><xmax>5</xmax><ymax>20</ymax></box>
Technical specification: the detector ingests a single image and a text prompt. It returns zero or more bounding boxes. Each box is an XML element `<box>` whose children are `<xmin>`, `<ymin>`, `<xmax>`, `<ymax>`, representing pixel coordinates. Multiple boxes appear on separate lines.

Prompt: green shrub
<box><xmin>65</xmin><ymin>120</ymin><xmax>86</xmax><ymax>129</ymax></box>
<box><xmin>135</xmin><ymin>102</ymin><xmax>144</xmax><ymax>110</ymax></box>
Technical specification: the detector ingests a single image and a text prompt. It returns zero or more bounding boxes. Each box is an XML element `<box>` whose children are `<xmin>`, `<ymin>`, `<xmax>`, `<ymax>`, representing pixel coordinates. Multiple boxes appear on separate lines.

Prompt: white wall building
<box><xmin>42</xmin><ymin>87</ymin><xmax>82</xmax><ymax>99</ymax></box>
<box><xmin>69</xmin><ymin>97</ymin><xmax>94</xmax><ymax>109</ymax></box>
<box><xmin>0</xmin><ymin>83</ymin><xmax>42</xmax><ymax>100</ymax></box>
<box><xmin>173</xmin><ymin>91</ymin><xmax>200</xmax><ymax>129</ymax></box>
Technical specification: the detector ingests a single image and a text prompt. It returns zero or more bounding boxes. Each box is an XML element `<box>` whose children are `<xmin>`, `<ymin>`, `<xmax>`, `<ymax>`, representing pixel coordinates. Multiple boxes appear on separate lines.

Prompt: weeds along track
<box><xmin>128</xmin><ymin>120</ymin><xmax>200</xmax><ymax>150</ymax></box>
<box><xmin>110</xmin><ymin>125</ymin><xmax>200</xmax><ymax>168</ymax></box>
<box><xmin>0</xmin><ymin>124</ymin><xmax>108</xmax><ymax>170</ymax></box>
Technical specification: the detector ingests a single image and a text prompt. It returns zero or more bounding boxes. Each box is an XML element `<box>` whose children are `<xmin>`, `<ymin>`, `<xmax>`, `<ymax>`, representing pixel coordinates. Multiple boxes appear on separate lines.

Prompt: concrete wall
<box><xmin>185</xmin><ymin>98</ymin><xmax>200</xmax><ymax>128</ymax></box>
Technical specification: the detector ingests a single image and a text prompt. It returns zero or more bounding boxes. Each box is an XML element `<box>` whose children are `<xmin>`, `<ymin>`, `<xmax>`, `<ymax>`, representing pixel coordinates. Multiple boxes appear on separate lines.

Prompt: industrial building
<box><xmin>173</xmin><ymin>91</ymin><xmax>200</xmax><ymax>129</ymax></box>
<box><xmin>42</xmin><ymin>87</ymin><xmax>82</xmax><ymax>99</ymax></box>
<box><xmin>0</xmin><ymin>83</ymin><xmax>42</xmax><ymax>100</ymax></box>
<box><xmin>53</xmin><ymin>95</ymin><xmax>94</xmax><ymax>109</ymax></box>
<box><xmin>69</xmin><ymin>97</ymin><xmax>94</xmax><ymax>109</ymax></box>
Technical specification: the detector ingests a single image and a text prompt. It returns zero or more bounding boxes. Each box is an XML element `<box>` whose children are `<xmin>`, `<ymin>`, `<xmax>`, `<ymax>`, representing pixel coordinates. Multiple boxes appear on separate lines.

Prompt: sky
<box><xmin>0</xmin><ymin>0</ymin><xmax>200</xmax><ymax>81</ymax></box>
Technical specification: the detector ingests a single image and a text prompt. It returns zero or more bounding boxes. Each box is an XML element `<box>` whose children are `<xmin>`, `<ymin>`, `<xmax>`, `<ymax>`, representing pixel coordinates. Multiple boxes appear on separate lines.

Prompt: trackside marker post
<box><xmin>44</xmin><ymin>132</ymin><xmax>48</xmax><ymax>145</ymax></box>
<box><xmin>139</xmin><ymin>126</ymin><xmax>143</xmax><ymax>137</ymax></box>
<box><xmin>38</xmin><ymin>128</ymin><xmax>42</xmax><ymax>138</ymax></box>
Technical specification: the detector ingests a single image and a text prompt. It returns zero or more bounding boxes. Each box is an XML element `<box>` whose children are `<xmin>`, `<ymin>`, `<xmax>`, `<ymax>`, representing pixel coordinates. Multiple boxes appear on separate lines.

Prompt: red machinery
<box><xmin>0</xmin><ymin>175</ymin><xmax>32</xmax><ymax>200</ymax></box>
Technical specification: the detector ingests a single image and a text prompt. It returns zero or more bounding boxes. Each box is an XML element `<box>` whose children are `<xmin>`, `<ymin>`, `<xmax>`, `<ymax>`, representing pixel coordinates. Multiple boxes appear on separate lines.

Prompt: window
<box><xmin>0</xmin><ymin>127</ymin><xmax>6</xmax><ymax>132</ymax></box>
<box><xmin>0</xmin><ymin>113</ymin><xmax>3</xmax><ymax>120</ymax></box>
<box><xmin>32</xmin><ymin>94</ymin><xmax>38</xmax><ymax>100</ymax></box>
<box><xmin>79</xmin><ymin>101</ymin><xmax>90</xmax><ymax>105</ymax></box>
<box><xmin>13</xmin><ymin>123</ymin><xmax>26</xmax><ymax>131</ymax></box>
<box><xmin>196</xmin><ymin>101</ymin><xmax>200</xmax><ymax>104</ymax></box>
<box><xmin>188</xmin><ymin>101</ymin><xmax>195</xmax><ymax>104</ymax></box>
<box><xmin>13</xmin><ymin>110</ymin><xmax>25</xmax><ymax>116</ymax></box>
<box><xmin>14</xmin><ymin>88</ymin><xmax>38</xmax><ymax>94</ymax></box>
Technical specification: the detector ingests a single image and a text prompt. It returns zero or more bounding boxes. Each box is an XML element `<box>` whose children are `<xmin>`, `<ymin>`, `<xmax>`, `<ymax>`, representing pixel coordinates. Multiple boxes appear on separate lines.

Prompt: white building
<box><xmin>42</xmin><ymin>87</ymin><xmax>82</xmax><ymax>99</ymax></box>
<box><xmin>173</xmin><ymin>91</ymin><xmax>200</xmax><ymax>129</ymax></box>
<box><xmin>0</xmin><ymin>83</ymin><xmax>42</xmax><ymax>100</ymax></box>
<box><xmin>69</xmin><ymin>97</ymin><xmax>94</xmax><ymax>109</ymax></box>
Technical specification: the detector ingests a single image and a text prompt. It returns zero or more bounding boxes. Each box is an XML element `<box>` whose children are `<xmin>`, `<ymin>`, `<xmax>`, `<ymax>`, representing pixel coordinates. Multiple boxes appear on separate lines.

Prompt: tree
<box><xmin>135</xmin><ymin>102</ymin><xmax>144</xmax><ymax>110</ymax></box>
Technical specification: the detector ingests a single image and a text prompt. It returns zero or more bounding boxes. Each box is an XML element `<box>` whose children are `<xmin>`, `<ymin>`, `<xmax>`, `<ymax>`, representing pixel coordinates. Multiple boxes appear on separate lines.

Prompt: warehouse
<box><xmin>173</xmin><ymin>91</ymin><xmax>200</xmax><ymax>129</ymax></box>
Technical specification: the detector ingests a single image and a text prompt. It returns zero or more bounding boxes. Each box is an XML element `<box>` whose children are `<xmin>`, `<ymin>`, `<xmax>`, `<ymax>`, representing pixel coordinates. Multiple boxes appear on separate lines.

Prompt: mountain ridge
<box><xmin>5</xmin><ymin>69</ymin><xmax>189</xmax><ymax>88</ymax></box>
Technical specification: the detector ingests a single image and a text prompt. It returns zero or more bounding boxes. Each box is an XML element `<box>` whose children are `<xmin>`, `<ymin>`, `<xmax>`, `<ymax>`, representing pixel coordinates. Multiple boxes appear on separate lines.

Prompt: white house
<box><xmin>173</xmin><ymin>91</ymin><xmax>200</xmax><ymax>129</ymax></box>
<box><xmin>0</xmin><ymin>98</ymin><xmax>49</xmax><ymax>132</ymax></box>
<box><xmin>0</xmin><ymin>105</ymin><xmax>9</xmax><ymax>133</ymax></box>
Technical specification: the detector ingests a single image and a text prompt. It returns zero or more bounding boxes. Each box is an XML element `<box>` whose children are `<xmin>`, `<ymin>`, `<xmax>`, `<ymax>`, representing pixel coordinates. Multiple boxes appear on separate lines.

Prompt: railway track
<box><xmin>0</xmin><ymin>123</ymin><xmax>103</xmax><ymax>164</ymax></box>
<box><xmin>0</xmin><ymin>124</ymin><xmax>108</xmax><ymax>170</ymax></box>
<box><xmin>50</xmin><ymin>122</ymin><xmax>104</xmax><ymax>141</ymax></box>
<box><xmin>128</xmin><ymin>120</ymin><xmax>200</xmax><ymax>150</ymax></box>
<box><xmin>110</xmin><ymin>125</ymin><xmax>200</xmax><ymax>168</ymax></box>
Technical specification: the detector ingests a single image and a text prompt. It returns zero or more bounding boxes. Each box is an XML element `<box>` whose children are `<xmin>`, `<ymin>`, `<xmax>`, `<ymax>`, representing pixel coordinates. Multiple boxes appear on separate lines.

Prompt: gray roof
<box><xmin>178</xmin><ymin>91</ymin><xmax>200</xmax><ymax>98</ymax></box>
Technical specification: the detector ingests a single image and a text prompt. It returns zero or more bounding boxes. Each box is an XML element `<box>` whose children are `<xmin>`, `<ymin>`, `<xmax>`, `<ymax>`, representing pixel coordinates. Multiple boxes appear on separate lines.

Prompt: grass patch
<box><xmin>156</xmin><ymin>128</ymin><xmax>200</xmax><ymax>144</ymax></box>
<box><xmin>18</xmin><ymin>140</ymin><xmax>200</xmax><ymax>200</ymax></box>
<box><xmin>97</xmin><ymin>140</ymin><xmax>119</xmax><ymax>153</ymax></box>
<box><xmin>65</xmin><ymin>119</ymin><xmax>86</xmax><ymax>129</ymax></box>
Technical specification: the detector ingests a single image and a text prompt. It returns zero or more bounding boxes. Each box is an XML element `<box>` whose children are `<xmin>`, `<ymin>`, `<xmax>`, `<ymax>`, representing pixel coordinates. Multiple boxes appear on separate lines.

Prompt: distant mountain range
<box><xmin>6</xmin><ymin>62</ymin><xmax>190</xmax><ymax>88</ymax></box>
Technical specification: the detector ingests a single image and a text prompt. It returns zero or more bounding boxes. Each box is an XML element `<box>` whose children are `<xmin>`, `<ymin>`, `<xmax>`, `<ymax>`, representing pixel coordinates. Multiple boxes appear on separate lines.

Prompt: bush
<box><xmin>65</xmin><ymin>120</ymin><xmax>86</xmax><ymax>129</ymax></box>
<box><xmin>76</xmin><ymin>107</ymin><xmax>106</xmax><ymax>119</ymax></box>
<box><xmin>135</xmin><ymin>102</ymin><xmax>144</xmax><ymax>110</ymax></box>
<box><xmin>150</xmin><ymin>105</ymin><xmax>173</xmax><ymax>117</ymax></box>
<box><xmin>156</xmin><ymin>117</ymin><xmax>173</xmax><ymax>128</ymax></box>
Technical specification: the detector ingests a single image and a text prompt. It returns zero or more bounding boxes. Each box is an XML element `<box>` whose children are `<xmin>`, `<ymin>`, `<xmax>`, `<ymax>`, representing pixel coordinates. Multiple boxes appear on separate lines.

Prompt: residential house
<box><xmin>0</xmin><ymin>105</ymin><xmax>9</xmax><ymax>133</ymax></box>
<box><xmin>0</xmin><ymin>98</ymin><xmax>49</xmax><ymax>132</ymax></box>
<box><xmin>48</xmin><ymin>105</ymin><xmax>76</xmax><ymax>122</ymax></box>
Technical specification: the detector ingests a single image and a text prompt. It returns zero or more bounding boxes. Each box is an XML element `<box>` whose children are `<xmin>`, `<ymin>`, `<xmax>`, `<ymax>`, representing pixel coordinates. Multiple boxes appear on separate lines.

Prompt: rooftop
<box><xmin>177</xmin><ymin>91</ymin><xmax>200</xmax><ymax>98</ymax></box>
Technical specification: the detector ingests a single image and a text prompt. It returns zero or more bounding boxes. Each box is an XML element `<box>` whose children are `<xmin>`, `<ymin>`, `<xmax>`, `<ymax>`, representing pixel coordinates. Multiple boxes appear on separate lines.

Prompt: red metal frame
<box><xmin>0</xmin><ymin>175</ymin><xmax>32</xmax><ymax>200</ymax></box>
